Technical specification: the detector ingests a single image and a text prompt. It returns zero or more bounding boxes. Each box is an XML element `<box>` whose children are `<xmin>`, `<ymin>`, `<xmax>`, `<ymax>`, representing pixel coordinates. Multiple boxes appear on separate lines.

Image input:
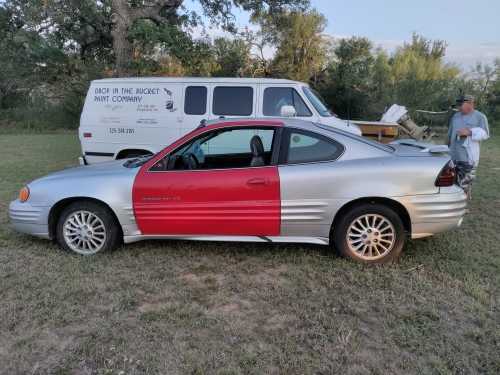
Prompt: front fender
<box><xmin>26</xmin><ymin>165</ymin><xmax>140</xmax><ymax>236</ymax></box>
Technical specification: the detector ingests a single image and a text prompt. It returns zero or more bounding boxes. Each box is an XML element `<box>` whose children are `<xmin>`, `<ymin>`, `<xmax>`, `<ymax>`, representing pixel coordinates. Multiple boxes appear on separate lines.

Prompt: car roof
<box><xmin>203</xmin><ymin>118</ymin><xmax>318</xmax><ymax>131</ymax></box>
<box><xmin>202</xmin><ymin>118</ymin><xmax>392</xmax><ymax>153</ymax></box>
<box><xmin>92</xmin><ymin>77</ymin><xmax>305</xmax><ymax>85</ymax></box>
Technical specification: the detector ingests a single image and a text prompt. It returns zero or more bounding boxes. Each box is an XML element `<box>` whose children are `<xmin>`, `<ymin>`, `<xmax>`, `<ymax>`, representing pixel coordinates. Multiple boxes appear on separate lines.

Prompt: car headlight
<box><xmin>19</xmin><ymin>186</ymin><xmax>30</xmax><ymax>203</ymax></box>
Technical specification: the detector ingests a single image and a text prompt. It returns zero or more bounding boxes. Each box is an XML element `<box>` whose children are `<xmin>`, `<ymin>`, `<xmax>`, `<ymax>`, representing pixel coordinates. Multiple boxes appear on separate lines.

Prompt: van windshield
<box><xmin>302</xmin><ymin>87</ymin><xmax>333</xmax><ymax>117</ymax></box>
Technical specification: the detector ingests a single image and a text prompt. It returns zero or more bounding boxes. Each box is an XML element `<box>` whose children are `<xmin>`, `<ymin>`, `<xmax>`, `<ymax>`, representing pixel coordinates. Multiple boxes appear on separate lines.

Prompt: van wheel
<box><xmin>56</xmin><ymin>201</ymin><xmax>121</xmax><ymax>255</ymax></box>
<box><xmin>332</xmin><ymin>203</ymin><xmax>405</xmax><ymax>264</ymax></box>
<box><xmin>117</xmin><ymin>150</ymin><xmax>152</xmax><ymax>159</ymax></box>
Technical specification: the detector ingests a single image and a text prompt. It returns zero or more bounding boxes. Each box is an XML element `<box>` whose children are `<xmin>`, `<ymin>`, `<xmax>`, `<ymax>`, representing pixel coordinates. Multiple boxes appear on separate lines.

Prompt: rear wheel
<box><xmin>332</xmin><ymin>203</ymin><xmax>405</xmax><ymax>264</ymax></box>
<box><xmin>56</xmin><ymin>201</ymin><xmax>121</xmax><ymax>255</ymax></box>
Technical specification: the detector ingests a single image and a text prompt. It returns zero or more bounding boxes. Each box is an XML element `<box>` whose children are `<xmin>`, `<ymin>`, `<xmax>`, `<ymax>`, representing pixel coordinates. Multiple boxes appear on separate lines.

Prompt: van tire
<box><xmin>116</xmin><ymin>150</ymin><xmax>152</xmax><ymax>159</ymax></box>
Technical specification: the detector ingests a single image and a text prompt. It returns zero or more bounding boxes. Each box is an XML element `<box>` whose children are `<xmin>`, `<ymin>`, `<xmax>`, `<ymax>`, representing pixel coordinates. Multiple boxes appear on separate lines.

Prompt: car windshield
<box><xmin>302</xmin><ymin>87</ymin><xmax>334</xmax><ymax>117</ymax></box>
<box><xmin>123</xmin><ymin>154</ymin><xmax>154</xmax><ymax>168</ymax></box>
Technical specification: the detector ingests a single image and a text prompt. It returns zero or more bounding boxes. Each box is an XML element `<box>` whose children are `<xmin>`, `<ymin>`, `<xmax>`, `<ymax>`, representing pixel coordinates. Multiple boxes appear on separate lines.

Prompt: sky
<box><xmin>186</xmin><ymin>0</ymin><xmax>500</xmax><ymax>69</ymax></box>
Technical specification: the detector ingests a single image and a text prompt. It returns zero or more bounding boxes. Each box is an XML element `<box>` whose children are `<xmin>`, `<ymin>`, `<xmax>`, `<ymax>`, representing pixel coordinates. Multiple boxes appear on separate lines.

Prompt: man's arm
<box><xmin>470</xmin><ymin>114</ymin><xmax>490</xmax><ymax>141</ymax></box>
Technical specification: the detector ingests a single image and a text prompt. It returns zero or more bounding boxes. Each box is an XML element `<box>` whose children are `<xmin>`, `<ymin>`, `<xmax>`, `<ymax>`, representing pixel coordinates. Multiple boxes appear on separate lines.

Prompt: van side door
<box><xmin>209</xmin><ymin>84</ymin><xmax>257</xmax><ymax>120</ymax></box>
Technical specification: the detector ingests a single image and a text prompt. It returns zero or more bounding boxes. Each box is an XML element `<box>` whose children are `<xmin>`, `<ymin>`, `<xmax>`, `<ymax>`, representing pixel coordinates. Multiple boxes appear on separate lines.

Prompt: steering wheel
<box><xmin>182</xmin><ymin>153</ymin><xmax>199</xmax><ymax>170</ymax></box>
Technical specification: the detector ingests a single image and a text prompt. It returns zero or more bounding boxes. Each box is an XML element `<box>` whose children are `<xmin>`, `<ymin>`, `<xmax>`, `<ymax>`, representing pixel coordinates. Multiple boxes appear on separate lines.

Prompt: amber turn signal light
<box><xmin>19</xmin><ymin>186</ymin><xmax>30</xmax><ymax>202</ymax></box>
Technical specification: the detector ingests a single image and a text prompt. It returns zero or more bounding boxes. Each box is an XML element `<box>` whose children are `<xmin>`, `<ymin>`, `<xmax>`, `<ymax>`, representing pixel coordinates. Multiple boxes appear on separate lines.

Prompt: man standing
<box><xmin>447</xmin><ymin>95</ymin><xmax>490</xmax><ymax>168</ymax></box>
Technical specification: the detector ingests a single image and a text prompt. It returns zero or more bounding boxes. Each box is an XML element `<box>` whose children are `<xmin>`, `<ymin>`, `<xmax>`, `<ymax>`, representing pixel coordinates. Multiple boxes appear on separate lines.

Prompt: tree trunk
<box><xmin>110</xmin><ymin>0</ymin><xmax>184</xmax><ymax>76</ymax></box>
<box><xmin>111</xmin><ymin>0</ymin><xmax>133</xmax><ymax>76</ymax></box>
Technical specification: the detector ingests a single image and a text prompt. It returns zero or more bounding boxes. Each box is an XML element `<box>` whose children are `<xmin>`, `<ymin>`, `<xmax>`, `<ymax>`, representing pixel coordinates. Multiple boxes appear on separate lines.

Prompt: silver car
<box><xmin>9</xmin><ymin>119</ymin><xmax>467</xmax><ymax>263</ymax></box>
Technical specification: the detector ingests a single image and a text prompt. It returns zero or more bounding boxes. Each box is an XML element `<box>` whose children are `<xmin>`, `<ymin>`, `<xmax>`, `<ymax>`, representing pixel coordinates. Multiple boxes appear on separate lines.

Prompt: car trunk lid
<box><xmin>390</xmin><ymin>139</ymin><xmax>450</xmax><ymax>157</ymax></box>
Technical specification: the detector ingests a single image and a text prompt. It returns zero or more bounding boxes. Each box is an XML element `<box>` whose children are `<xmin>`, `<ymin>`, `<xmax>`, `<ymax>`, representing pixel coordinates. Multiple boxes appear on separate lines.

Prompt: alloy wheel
<box><xmin>346</xmin><ymin>214</ymin><xmax>396</xmax><ymax>260</ymax></box>
<box><xmin>63</xmin><ymin>210</ymin><xmax>107</xmax><ymax>255</ymax></box>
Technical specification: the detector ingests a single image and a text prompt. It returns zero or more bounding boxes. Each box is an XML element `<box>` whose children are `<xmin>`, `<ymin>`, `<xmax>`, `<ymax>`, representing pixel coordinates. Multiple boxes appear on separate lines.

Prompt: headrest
<box><xmin>250</xmin><ymin>135</ymin><xmax>264</xmax><ymax>156</ymax></box>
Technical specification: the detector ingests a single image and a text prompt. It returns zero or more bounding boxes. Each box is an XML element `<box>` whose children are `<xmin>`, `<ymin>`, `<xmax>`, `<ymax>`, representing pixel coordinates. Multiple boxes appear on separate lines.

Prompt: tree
<box><xmin>108</xmin><ymin>0</ymin><xmax>308</xmax><ymax>75</ymax></box>
<box><xmin>0</xmin><ymin>5</ymin><xmax>67</xmax><ymax>108</ymax></box>
<box><xmin>389</xmin><ymin>34</ymin><xmax>460</xmax><ymax>110</ymax></box>
<box><xmin>211</xmin><ymin>37</ymin><xmax>251</xmax><ymax>77</ymax></box>
<box><xmin>3</xmin><ymin>0</ymin><xmax>114</xmax><ymax>62</ymax></box>
<box><xmin>3</xmin><ymin>0</ymin><xmax>308</xmax><ymax>76</ymax></box>
<box><xmin>258</xmin><ymin>9</ymin><xmax>328</xmax><ymax>81</ymax></box>
<box><xmin>317</xmin><ymin>37</ymin><xmax>376</xmax><ymax>119</ymax></box>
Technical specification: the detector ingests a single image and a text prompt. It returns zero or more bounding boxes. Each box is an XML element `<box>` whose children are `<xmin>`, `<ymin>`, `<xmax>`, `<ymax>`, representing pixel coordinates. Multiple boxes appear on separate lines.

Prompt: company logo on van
<box><xmin>163</xmin><ymin>89</ymin><xmax>177</xmax><ymax>113</ymax></box>
<box><xmin>92</xmin><ymin>86</ymin><xmax>178</xmax><ymax>114</ymax></box>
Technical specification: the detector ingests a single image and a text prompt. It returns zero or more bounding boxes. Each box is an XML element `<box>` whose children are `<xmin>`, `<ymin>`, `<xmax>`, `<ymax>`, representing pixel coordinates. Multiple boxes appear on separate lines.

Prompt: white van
<box><xmin>79</xmin><ymin>77</ymin><xmax>361</xmax><ymax>164</ymax></box>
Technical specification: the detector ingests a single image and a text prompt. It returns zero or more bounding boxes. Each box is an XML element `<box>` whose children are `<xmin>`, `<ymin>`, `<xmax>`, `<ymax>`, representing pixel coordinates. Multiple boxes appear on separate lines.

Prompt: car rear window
<box><xmin>213</xmin><ymin>86</ymin><xmax>253</xmax><ymax>116</ymax></box>
<box><xmin>282</xmin><ymin>129</ymin><xmax>344</xmax><ymax>164</ymax></box>
<box><xmin>185</xmin><ymin>86</ymin><xmax>207</xmax><ymax>115</ymax></box>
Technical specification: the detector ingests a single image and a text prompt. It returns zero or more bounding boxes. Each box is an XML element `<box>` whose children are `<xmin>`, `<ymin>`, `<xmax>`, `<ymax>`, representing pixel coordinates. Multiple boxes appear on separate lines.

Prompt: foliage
<box><xmin>212</xmin><ymin>37</ymin><xmax>252</xmax><ymax>77</ymax></box>
<box><xmin>315</xmin><ymin>34</ymin><xmax>469</xmax><ymax>121</ymax></box>
<box><xmin>0</xmin><ymin>5</ymin><xmax>67</xmax><ymax>108</ymax></box>
<box><xmin>317</xmin><ymin>37</ymin><xmax>376</xmax><ymax>119</ymax></box>
<box><xmin>259</xmin><ymin>9</ymin><xmax>329</xmax><ymax>81</ymax></box>
<box><xmin>0</xmin><ymin>1</ymin><xmax>499</xmax><ymax>129</ymax></box>
<box><xmin>388</xmin><ymin>34</ymin><xmax>460</xmax><ymax>111</ymax></box>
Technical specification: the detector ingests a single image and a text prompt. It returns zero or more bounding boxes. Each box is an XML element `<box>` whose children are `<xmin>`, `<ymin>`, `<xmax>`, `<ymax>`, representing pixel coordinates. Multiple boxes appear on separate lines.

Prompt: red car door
<box><xmin>132</xmin><ymin>124</ymin><xmax>281</xmax><ymax>236</ymax></box>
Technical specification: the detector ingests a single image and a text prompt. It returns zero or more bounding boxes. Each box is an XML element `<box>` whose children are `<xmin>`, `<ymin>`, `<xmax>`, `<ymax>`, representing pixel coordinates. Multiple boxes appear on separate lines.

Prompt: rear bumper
<box><xmin>9</xmin><ymin>200</ymin><xmax>50</xmax><ymax>240</ymax></box>
<box><xmin>397</xmin><ymin>186</ymin><xmax>468</xmax><ymax>239</ymax></box>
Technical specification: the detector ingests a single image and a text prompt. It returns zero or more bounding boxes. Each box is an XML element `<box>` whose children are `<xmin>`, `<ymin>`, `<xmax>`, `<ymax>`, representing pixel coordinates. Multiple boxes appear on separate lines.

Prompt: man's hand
<box><xmin>457</xmin><ymin>128</ymin><xmax>472</xmax><ymax>137</ymax></box>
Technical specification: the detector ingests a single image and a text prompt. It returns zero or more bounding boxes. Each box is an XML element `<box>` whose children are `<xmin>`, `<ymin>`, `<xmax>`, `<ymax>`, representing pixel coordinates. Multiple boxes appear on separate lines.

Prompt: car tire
<box><xmin>332</xmin><ymin>203</ymin><xmax>405</xmax><ymax>264</ymax></box>
<box><xmin>56</xmin><ymin>201</ymin><xmax>121</xmax><ymax>255</ymax></box>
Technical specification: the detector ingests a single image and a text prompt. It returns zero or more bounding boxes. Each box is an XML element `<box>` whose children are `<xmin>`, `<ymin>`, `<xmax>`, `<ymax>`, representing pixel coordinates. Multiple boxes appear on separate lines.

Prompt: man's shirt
<box><xmin>447</xmin><ymin>110</ymin><xmax>490</xmax><ymax>166</ymax></box>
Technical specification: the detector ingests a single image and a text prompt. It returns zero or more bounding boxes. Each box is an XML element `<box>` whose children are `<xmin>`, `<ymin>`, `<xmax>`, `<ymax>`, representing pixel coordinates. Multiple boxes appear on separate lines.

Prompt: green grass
<box><xmin>0</xmin><ymin>132</ymin><xmax>499</xmax><ymax>374</ymax></box>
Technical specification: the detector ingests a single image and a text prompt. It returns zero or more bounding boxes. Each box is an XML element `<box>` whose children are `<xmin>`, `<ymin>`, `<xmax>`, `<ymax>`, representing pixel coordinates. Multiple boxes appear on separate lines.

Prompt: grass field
<box><xmin>0</xmin><ymin>132</ymin><xmax>499</xmax><ymax>375</ymax></box>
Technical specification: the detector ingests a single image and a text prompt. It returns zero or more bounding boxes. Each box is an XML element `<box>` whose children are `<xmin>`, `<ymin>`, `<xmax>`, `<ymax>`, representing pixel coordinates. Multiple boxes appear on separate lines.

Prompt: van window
<box><xmin>185</xmin><ymin>86</ymin><xmax>207</xmax><ymax>115</ymax></box>
<box><xmin>281</xmin><ymin>129</ymin><xmax>343</xmax><ymax>164</ymax></box>
<box><xmin>263</xmin><ymin>87</ymin><xmax>312</xmax><ymax>117</ymax></box>
<box><xmin>213</xmin><ymin>87</ymin><xmax>253</xmax><ymax>116</ymax></box>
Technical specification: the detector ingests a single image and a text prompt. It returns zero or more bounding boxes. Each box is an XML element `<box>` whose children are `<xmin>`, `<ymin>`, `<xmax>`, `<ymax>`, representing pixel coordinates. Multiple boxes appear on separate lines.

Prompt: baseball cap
<box><xmin>456</xmin><ymin>94</ymin><xmax>475</xmax><ymax>104</ymax></box>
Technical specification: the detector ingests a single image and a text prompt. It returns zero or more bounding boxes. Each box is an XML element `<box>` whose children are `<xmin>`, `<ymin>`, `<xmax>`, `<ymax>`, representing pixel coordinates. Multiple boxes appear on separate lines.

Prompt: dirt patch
<box><xmin>179</xmin><ymin>271</ymin><xmax>226</xmax><ymax>288</ymax></box>
<box><xmin>250</xmin><ymin>264</ymin><xmax>289</xmax><ymax>287</ymax></box>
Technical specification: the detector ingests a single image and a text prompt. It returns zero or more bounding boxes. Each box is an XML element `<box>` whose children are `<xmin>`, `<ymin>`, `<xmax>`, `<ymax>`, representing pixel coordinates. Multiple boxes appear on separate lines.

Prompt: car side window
<box><xmin>263</xmin><ymin>87</ymin><xmax>312</xmax><ymax>117</ymax></box>
<box><xmin>184</xmin><ymin>86</ymin><xmax>207</xmax><ymax>115</ymax></box>
<box><xmin>213</xmin><ymin>87</ymin><xmax>253</xmax><ymax>116</ymax></box>
<box><xmin>281</xmin><ymin>129</ymin><xmax>343</xmax><ymax>164</ymax></box>
<box><xmin>151</xmin><ymin>127</ymin><xmax>276</xmax><ymax>171</ymax></box>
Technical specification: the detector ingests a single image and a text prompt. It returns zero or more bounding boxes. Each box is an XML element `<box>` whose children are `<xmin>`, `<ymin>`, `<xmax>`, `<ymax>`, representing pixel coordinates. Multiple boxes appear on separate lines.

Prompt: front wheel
<box><xmin>332</xmin><ymin>203</ymin><xmax>406</xmax><ymax>264</ymax></box>
<box><xmin>56</xmin><ymin>201</ymin><xmax>121</xmax><ymax>255</ymax></box>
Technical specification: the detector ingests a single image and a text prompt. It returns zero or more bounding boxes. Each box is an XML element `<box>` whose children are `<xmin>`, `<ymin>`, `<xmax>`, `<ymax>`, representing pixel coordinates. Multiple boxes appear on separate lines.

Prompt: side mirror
<box><xmin>280</xmin><ymin>105</ymin><xmax>297</xmax><ymax>118</ymax></box>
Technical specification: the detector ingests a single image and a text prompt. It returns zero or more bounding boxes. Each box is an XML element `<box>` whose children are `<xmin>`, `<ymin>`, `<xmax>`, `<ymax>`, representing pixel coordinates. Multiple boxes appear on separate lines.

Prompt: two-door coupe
<box><xmin>9</xmin><ymin>119</ymin><xmax>467</xmax><ymax>263</ymax></box>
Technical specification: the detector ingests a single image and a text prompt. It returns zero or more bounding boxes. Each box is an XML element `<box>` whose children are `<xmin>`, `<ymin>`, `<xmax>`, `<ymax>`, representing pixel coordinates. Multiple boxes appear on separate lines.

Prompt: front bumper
<box><xmin>397</xmin><ymin>186</ymin><xmax>468</xmax><ymax>239</ymax></box>
<box><xmin>9</xmin><ymin>200</ymin><xmax>50</xmax><ymax>240</ymax></box>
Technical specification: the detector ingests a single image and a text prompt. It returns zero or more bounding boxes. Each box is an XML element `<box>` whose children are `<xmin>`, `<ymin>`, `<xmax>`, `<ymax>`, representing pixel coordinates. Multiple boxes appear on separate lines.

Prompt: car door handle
<box><xmin>247</xmin><ymin>178</ymin><xmax>269</xmax><ymax>186</ymax></box>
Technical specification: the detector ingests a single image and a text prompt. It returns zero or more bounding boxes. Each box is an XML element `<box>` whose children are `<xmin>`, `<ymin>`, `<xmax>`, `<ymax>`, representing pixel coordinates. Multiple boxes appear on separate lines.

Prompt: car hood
<box><xmin>33</xmin><ymin>159</ymin><xmax>138</xmax><ymax>183</ymax></box>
